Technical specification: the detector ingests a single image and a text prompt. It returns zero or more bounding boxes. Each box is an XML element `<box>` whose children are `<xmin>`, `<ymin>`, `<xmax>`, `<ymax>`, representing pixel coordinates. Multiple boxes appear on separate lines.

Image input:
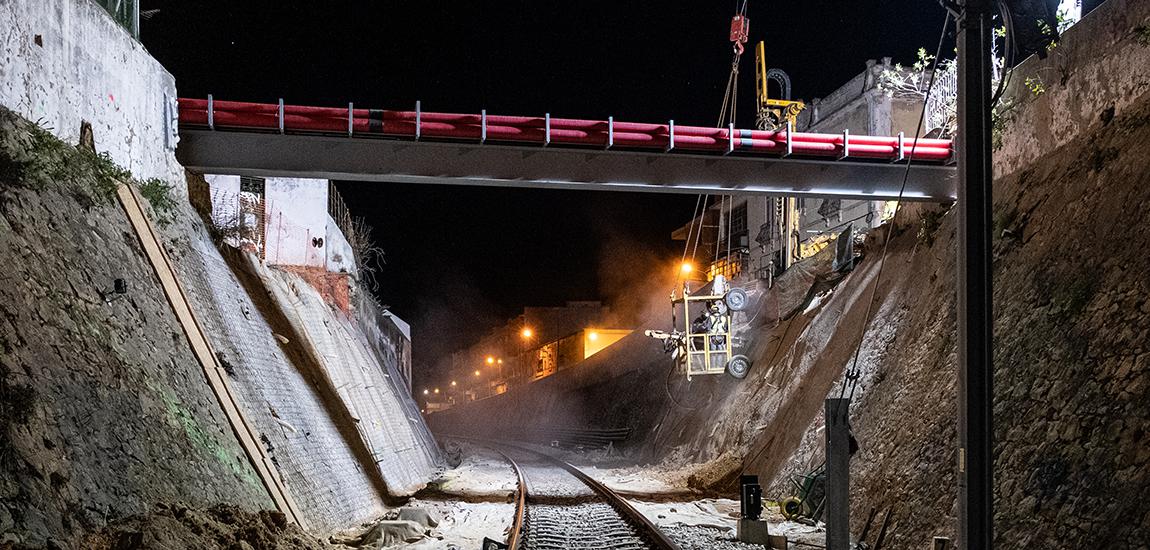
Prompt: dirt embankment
<box><xmin>0</xmin><ymin>108</ymin><xmax>272</xmax><ymax>547</ymax></box>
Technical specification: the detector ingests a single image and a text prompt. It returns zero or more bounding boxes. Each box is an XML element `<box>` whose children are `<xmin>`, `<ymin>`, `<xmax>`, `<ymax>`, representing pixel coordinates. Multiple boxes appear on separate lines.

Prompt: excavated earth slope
<box><xmin>0</xmin><ymin>108</ymin><xmax>273</xmax><ymax>547</ymax></box>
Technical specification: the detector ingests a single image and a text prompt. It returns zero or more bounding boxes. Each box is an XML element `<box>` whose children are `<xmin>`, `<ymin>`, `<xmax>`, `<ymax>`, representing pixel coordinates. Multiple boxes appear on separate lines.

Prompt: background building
<box><xmin>675</xmin><ymin>58</ymin><xmax>931</xmax><ymax>282</ymax></box>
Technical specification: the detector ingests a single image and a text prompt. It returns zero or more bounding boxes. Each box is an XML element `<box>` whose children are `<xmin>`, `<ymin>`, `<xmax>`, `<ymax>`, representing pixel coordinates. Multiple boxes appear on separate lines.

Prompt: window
<box><xmin>729</xmin><ymin>202</ymin><xmax>748</xmax><ymax>236</ymax></box>
<box><xmin>240</xmin><ymin>176</ymin><xmax>265</xmax><ymax>196</ymax></box>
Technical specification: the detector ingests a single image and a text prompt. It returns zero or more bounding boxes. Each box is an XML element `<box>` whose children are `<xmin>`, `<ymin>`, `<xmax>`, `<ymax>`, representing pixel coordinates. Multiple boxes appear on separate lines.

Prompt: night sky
<box><xmin>141</xmin><ymin>1</ymin><xmax>947</xmax><ymax>386</ymax></box>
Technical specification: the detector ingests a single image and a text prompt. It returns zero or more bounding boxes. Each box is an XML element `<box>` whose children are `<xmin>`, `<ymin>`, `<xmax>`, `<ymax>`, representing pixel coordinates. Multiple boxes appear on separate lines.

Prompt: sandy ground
<box><xmin>629</xmin><ymin>498</ymin><xmax>825</xmax><ymax>548</ymax></box>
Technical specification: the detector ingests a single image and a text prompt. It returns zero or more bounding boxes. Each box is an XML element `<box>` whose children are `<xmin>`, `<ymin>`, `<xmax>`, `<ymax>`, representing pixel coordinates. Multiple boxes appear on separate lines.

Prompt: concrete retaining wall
<box><xmin>0</xmin><ymin>0</ymin><xmax>183</xmax><ymax>183</ymax></box>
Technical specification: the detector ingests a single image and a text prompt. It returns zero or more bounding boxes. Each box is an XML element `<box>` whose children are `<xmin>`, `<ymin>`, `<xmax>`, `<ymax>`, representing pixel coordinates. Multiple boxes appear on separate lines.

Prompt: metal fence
<box><xmin>925</xmin><ymin>66</ymin><xmax>957</xmax><ymax>136</ymax></box>
<box><xmin>93</xmin><ymin>0</ymin><xmax>139</xmax><ymax>38</ymax></box>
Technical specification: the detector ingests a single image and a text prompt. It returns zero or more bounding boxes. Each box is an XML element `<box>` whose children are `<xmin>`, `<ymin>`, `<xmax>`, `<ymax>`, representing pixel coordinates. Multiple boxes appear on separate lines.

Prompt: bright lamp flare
<box><xmin>680</xmin><ymin>262</ymin><xmax>694</xmax><ymax>274</ymax></box>
<box><xmin>521</xmin><ymin>328</ymin><xmax>534</xmax><ymax>338</ymax></box>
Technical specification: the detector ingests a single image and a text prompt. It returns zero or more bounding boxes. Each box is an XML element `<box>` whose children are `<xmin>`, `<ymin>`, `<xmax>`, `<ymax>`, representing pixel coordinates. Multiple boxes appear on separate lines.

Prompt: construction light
<box><xmin>422</xmin><ymin>389</ymin><xmax>429</xmax><ymax>395</ymax></box>
<box><xmin>451</xmin><ymin>380</ymin><xmax>457</xmax><ymax>387</ymax></box>
<box><xmin>434</xmin><ymin>388</ymin><xmax>440</xmax><ymax>394</ymax></box>
<box><xmin>588</xmin><ymin>331</ymin><xmax>599</xmax><ymax>341</ymax></box>
<box><xmin>497</xmin><ymin>358</ymin><xmax>503</xmax><ymax>364</ymax></box>
<box><xmin>521</xmin><ymin>328</ymin><xmax>534</xmax><ymax>339</ymax></box>
<box><xmin>681</xmin><ymin>262</ymin><xmax>694</xmax><ymax>274</ymax></box>
<box><xmin>486</xmin><ymin>356</ymin><xmax>495</xmax><ymax>365</ymax></box>
<box><xmin>474</xmin><ymin>369</ymin><xmax>481</xmax><ymax>376</ymax></box>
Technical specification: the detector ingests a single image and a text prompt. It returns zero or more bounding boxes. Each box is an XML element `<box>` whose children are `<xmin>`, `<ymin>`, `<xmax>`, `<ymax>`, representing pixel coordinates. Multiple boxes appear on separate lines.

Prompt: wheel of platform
<box><xmin>725</xmin><ymin>287</ymin><xmax>749</xmax><ymax>312</ymax></box>
<box><xmin>726</xmin><ymin>354</ymin><xmax>750</xmax><ymax>379</ymax></box>
<box><xmin>780</xmin><ymin>496</ymin><xmax>803</xmax><ymax>520</ymax></box>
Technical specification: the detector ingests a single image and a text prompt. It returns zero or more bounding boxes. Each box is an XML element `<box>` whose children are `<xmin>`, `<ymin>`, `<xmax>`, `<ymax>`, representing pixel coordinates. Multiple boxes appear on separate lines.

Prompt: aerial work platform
<box><xmin>176</xmin><ymin>98</ymin><xmax>956</xmax><ymax>201</ymax></box>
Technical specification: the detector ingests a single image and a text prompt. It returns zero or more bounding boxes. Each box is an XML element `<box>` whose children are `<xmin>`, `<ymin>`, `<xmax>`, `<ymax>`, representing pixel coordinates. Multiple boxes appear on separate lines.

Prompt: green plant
<box><xmin>1025</xmin><ymin>76</ymin><xmax>1046</xmax><ymax>96</ymax></box>
<box><xmin>139</xmin><ymin>177</ymin><xmax>178</xmax><ymax>225</ymax></box>
<box><xmin>1136</xmin><ymin>24</ymin><xmax>1150</xmax><ymax>46</ymax></box>
<box><xmin>86</xmin><ymin>149</ymin><xmax>131</xmax><ymax>199</ymax></box>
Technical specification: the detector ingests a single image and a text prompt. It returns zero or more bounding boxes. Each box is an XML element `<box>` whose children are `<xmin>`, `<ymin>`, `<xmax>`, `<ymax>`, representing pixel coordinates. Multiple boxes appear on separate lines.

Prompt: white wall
<box><xmin>264</xmin><ymin>178</ymin><xmax>329</xmax><ymax>268</ymax></box>
<box><xmin>325</xmin><ymin>215</ymin><xmax>357</xmax><ymax>275</ymax></box>
<box><xmin>0</xmin><ymin>0</ymin><xmax>183</xmax><ymax>183</ymax></box>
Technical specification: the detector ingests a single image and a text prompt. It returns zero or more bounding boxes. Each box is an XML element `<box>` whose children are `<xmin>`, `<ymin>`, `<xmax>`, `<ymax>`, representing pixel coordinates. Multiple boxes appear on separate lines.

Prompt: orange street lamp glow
<box><xmin>588</xmin><ymin>331</ymin><xmax>599</xmax><ymax>341</ymax></box>
<box><xmin>497</xmin><ymin>358</ymin><xmax>503</xmax><ymax>364</ymax></box>
<box><xmin>474</xmin><ymin>369</ymin><xmax>481</xmax><ymax>376</ymax></box>
<box><xmin>486</xmin><ymin>356</ymin><xmax>495</xmax><ymax>365</ymax></box>
<box><xmin>433</xmin><ymin>388</ymin><xmax>440</xmax><ymax>394</ymax></box>
<box><xmin>680</xmin><ymin>262</ymin><xmax>694</xmax><ymax>274</ymax></box>
<box><xmin>521</xmin><ymin>328</ymin><xmax>534</xmax><ymax>339</ymax></box>
<box><xmin>451</xmin><ymin>380</ymin><xmax>457</xmax><ymax>387</ymax></box>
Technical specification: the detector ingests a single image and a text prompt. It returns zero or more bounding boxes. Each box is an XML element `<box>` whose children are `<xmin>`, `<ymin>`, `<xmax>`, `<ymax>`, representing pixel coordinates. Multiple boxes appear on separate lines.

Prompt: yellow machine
<box><xmin>646</xmin><ymin>275</ymin><xmax>751</xmax><ymax>380</ymax></box>
<box><xmin>754</xmin><ymin>41</ymin><xmax>806</xmax><ymax>131</ymax></box>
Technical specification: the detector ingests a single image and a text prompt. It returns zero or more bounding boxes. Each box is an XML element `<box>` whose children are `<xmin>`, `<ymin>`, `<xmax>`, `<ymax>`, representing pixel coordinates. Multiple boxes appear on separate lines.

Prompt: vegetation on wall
<box><xmin>0</xmin><ymin>113</ymin><xmax>178</xmax><ymax>226</ymax></box>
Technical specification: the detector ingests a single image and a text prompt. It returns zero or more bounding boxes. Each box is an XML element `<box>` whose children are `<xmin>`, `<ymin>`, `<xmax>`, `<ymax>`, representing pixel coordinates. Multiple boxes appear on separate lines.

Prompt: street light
<box><xmin>433</xmin><ymin>388</ymin><xmax>440</xmax><ymax>394</ymax></box>
<box><xmin>680</xmin><ymin>262</ymin><xmax>694</xmax><ymax>275</ymax></box>
<box><xmin>451</xmin><ymin>380</ymin><xmax>457</xmax><ymax>387</ymax></box>
<box><xmin>588</xmin><ymin>331</ymin><xmax>599</xmax><ymax>341</ymax></box>
<box><xmin>486</xmin><ymin>356</ymin><xmax>495</xmax><ymax>365</ymax></box>
<box><xmin>521</xmin><ymin>327</ymin><xmax>534</xmax><ymax>339</ymax></box>
<box><xmin>474</xmin><ymin>369</ymin><xmax>481</xmax><ymax>377</ymax></box>
<box><xmin>422</xmin><ymin>389</ymin><xmax>429</xmax><ymax>395</ymax></box>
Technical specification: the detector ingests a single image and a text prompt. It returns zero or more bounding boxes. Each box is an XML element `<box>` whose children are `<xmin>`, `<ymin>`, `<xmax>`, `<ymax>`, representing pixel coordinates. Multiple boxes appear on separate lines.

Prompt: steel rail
<box><xmin>487</xmin><ymin>445</ymin><xmax>527</xmax><ymax>550</ymax></box>
<box><xmin>456</xmin><ymin>436</ymin><xmax>680</xmax><ymax>550</ymax></box>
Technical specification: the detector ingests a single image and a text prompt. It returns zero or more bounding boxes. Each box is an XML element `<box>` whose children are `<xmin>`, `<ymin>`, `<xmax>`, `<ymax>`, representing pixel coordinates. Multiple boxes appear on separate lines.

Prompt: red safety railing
<box><xmin>178</xmin><ymin>98</ymin><xmax>954</xmax><ymax>163</ymax></box>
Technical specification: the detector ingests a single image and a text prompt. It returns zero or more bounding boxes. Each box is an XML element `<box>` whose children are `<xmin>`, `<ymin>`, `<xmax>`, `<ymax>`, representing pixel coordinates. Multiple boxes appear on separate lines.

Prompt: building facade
<box><xmin>427</xmin><ymin>301</ymin><xmax>632</xmax><ymax>408</ymax></box>
<box><xmin>675</xmin><ymin>58</ymin><xmax>927</xmax><ymax>283</ymax></box>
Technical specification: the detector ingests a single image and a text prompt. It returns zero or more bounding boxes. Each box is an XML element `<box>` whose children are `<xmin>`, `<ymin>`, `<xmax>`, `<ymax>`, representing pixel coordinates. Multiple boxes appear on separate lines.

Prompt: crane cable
<box><xmin>717</xmin><ymin>0</ymin><xmax>750</xmax><ymax>128</ymax></box>
<box><xmin>739</xmin><ymin>9</ymin><xmax>953</xmax><ymax>477</ymax></box>
<box><xmin>833</xmin><ymin>10</ymin><xmax>953</xmax><ymax>417</ymax></box>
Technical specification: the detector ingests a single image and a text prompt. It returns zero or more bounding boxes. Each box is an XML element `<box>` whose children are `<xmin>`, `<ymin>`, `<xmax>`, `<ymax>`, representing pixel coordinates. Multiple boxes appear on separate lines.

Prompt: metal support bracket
<box><xmin>481</xmin><ymin>109</ymin><xmax>487</xmax><ymax>143</ymax></box>
<box><xmin>606</xmin><ymin>116</ymin><xmax>614</xmax><ymax>149</ymax></box>
<box><xmin>347</xmin><ymin>102</ymin><xmax>354</xmax><ymax>137</ymax></box>
<box><xmin>895</xmin><ymin>131</ymin><xmax>906</xmax><ymax>163</ymax></box>
<box><xmin>784</xmin><ymin>121</ymin><xmax>794</xmax><ymax>157</ymax></box>
<box><xmin>277</xmin><ymin>98</ymin><xmax>285</xmax><ymax>134</ymax></box>
<box><xmin>726</xmin><ymin>123</ymin><xmax>736</xmax><ymax>155</ymax></box>
<box><xmin>207</xmin><ymin>94</ymin><xmax>215</xmax><ymax>131</ymax></box>
<box><xmin>544</xmin><ymin>113</ymin><xmax>551</xmax><ymax>147</ymax></box>
<box><xmin>666</xmin><ymin>120</ymin><xmax>675</xmax><ymax>152</ymax></box>
<box><xmin>839</xmin><ymin>129</ymin><xmax>850</xmax><ymax>159</ymax></box>
<box><xmin>415</xmin><ymin>100</ymin><xmax>422</xmax><ymax>141</ymax></box>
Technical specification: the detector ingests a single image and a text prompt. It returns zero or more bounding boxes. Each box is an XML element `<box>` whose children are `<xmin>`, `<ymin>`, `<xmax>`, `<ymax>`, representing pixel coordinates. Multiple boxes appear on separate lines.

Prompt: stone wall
<box><xmin>0</xmin><ymin>0</ymin><xmax>183</xmax><ymax>184</ymax></box>
<box><xmin>0</xmin><ymin>108</ymin><xmax>270</xmax><ymax>547</ymax></box>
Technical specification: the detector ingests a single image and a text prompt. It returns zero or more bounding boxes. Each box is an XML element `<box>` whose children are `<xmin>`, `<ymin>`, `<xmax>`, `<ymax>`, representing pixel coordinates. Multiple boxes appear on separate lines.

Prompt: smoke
<box><xmin>593</xmin><ymin>224</ymin><xmax>680</xmax><ymax>332</ymax></box>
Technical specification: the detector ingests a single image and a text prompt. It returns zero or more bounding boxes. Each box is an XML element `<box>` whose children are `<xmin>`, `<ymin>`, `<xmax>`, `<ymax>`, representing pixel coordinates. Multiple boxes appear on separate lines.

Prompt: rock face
<box><xmin>0</xmin><ymin>109</ymin><xmax>271</xmax><ymax>546</ymax></box>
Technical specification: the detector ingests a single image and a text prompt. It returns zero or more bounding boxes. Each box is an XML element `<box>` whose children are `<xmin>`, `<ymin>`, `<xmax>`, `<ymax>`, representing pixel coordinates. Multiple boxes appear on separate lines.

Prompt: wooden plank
<box><xmin>115</xmin><ymin>184</ymin><xmax>305</xmax><ymax>527</ymax></box>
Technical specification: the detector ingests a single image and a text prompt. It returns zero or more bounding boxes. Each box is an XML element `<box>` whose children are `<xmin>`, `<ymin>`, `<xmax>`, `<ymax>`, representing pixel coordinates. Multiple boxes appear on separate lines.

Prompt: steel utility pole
<box><xmin>955</xmin><ymin>0</ymin><xmax>994</xmax><ymax>549</ymax></box>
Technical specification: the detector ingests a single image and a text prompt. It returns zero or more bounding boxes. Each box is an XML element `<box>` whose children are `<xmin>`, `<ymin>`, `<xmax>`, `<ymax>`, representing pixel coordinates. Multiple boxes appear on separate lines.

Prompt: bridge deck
<box><xmin>176</xmin><ymin>99</ymin><xmax>956</xmax><ymax>200</ymax></box>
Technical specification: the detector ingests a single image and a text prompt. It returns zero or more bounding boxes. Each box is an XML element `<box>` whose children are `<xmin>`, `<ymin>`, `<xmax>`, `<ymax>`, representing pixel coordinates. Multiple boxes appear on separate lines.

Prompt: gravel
<box><xmin>662</xmin><ymin>525</ymin><xmax>771</xmax><ymax>550</ymax></box>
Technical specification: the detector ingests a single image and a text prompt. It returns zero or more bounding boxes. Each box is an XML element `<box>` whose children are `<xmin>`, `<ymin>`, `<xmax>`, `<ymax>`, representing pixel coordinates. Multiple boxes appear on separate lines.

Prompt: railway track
<box><xmin>462</xmin><ymin>439</ymin><xmax>680</xmax><ymax>550</ymax></box>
